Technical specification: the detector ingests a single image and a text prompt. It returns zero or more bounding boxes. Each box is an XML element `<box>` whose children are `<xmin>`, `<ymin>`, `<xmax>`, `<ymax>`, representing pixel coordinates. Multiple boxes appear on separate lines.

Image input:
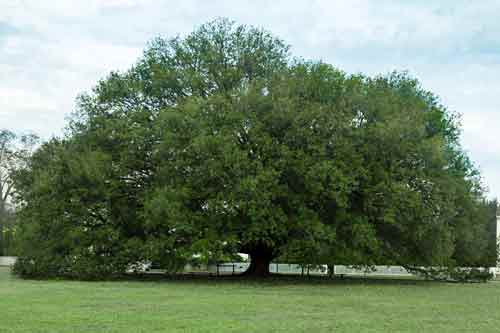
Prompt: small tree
<box><xmin>0</xmin><ymin>130</ymin><xmax>38</xmax><ymax>255</ymax></box>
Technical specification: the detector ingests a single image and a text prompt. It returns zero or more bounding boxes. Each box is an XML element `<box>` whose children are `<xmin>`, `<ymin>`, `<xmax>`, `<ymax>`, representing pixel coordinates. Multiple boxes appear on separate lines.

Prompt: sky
<box><xmin>0</xmin><ymin>0</ymin><xmax>499</xmax><ymax>199</ymax></box>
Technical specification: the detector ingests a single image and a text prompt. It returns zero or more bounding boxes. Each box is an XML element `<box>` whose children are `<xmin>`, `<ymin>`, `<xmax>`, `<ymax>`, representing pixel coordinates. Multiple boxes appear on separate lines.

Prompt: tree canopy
<box><xmin>12</xmin><ymin>19</ymin><xmax>497</xmax><ymax>280</ymax></box>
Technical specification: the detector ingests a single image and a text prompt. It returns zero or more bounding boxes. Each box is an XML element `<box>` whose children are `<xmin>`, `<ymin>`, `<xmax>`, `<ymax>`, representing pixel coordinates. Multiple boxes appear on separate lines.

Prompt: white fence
<box><xmin>0</xmin><ymin>256</ymin><xmax>17</xmax><ymax>266</ymax></box>
<box><xmin>207</xmin><ymin>263</ymin><xmax>326</xmax><ymax>275</ymax></box>
<box><xmin>203</xmin><ymin>263</ymin><xmax>414</xmax><ymax>277</ymax></box>
<box><xmin>334</xmin><ymin>265</ymin><xmax>412</xmax><ymax>277</ymax></box>
<box><xmin>205</xmin><ymin>263</ymin><xmax>499</xmax><ymax>278</ymax></box>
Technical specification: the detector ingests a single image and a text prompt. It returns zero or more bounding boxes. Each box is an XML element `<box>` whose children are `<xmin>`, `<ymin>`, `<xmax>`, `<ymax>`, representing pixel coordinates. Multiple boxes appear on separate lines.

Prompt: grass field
<box><xmin>1</xmin><ymin>267</ymin><xmax>500</xmax><ymax>332</ymax></box>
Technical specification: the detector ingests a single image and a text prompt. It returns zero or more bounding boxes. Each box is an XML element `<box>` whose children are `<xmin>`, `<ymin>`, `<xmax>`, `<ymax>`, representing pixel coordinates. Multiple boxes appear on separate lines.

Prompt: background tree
<box><xmin>12</xmin><ymin>19</ymin><xmax>496</xmax><ymax>279</ymax></box>
<box><xmin>0</xmin><ymin>130</ymin><xmax>38</xmax><ymax>255</ymax></box>
<box><xmin>480</xmin><ymin>199</ymin><xmax>499</xmax><ymax>267</ymax></box>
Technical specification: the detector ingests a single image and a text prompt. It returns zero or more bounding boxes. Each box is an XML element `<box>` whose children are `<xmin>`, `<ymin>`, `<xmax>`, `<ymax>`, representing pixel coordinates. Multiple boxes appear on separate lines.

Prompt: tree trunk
<box><xmin>328</xmin><ymin>264</ymin><xmax>335</xmax><ymax>278</ymax></box>
<box><xmin>241</xmin><ymin>247</ymin><xmax>275</xmax><ymax>277</ymax></box>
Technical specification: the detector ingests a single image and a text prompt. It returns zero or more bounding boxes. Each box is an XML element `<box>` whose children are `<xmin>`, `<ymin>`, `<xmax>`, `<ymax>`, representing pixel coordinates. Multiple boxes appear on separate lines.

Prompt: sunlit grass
<box><xmin>1</xmin><ymin>267</ymin><xmax>500</xmax><ymax>332</ymax></box>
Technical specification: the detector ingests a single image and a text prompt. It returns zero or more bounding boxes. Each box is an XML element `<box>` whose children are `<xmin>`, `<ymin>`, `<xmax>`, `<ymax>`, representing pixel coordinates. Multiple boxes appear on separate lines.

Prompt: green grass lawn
<box><xmin>1</xmin><ymin>267</ymin><xmax>500</xmax><ymax>332</ymax></box>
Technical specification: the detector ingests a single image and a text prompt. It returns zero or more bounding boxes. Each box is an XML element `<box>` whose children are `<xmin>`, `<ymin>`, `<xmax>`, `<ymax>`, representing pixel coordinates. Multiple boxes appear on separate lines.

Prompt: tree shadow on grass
<box><xmin>8</xmin><ymin>266</ymin><xmax>484</xmax><ymax>286</ymax></box>
<box><xmin>112</xmin><ymin>272</ymin><xmax>438</xmax><ymax>288</ymax></box>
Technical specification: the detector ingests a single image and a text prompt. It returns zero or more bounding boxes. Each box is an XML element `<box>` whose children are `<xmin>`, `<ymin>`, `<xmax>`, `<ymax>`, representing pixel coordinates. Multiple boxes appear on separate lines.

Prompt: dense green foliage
<box><xmin>12</xmin><ymin>19</ymin><xmax>497</xmax><ymax>280</ymax></box>
<box><xmin>3</xmin><ymin>267</ymin><xmax>500</xmax><ymax>332</ymax></box>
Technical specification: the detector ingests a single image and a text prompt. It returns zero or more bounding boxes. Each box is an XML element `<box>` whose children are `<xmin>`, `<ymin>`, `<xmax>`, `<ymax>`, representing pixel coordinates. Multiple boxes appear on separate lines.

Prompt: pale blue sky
<box><xmin>1</xmin><ymin>0</ymin><xmax>499</xmax><ymax>199</ymax></box>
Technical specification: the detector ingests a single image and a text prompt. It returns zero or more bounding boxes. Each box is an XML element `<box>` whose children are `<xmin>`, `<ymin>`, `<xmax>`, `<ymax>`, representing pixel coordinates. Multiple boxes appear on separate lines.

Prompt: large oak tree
<box><xmin>13</xmin><ymin>19</ymin><xmax>495</xmax><ymax>279</ymax></box>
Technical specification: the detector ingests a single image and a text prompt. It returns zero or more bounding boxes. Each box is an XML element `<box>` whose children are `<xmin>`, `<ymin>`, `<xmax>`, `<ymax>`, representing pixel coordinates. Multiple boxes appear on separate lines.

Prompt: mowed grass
<box><xmin>1</xmin><ymin>267</ymin><xmax>500</xmax><ymax>332</ymax></box>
